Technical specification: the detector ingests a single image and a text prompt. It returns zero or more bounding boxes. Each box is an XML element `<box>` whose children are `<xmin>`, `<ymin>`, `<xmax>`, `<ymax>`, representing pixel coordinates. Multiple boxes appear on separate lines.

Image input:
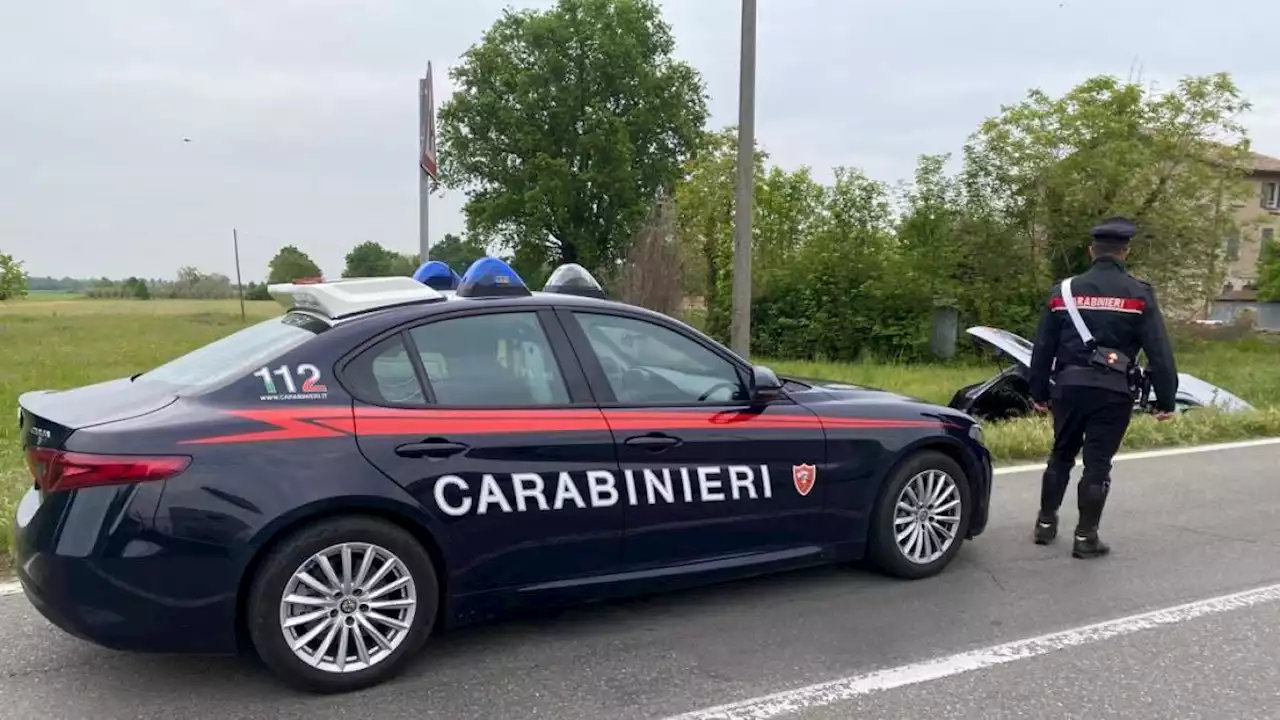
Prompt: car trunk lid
<box><xmin>18</xmin><ymin>378</ymin><xmax>178</xmax><ymax>453</ymax></box>
<box><xmin>18</xmin><ymin>379</ymin><xmax>184</xmax><ymax>493</ymax></box>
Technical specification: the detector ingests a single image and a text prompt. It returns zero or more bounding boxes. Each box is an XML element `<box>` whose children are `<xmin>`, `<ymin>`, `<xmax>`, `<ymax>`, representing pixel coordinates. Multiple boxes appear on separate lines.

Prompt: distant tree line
<box><xmin>9</xmin><ymin>233</ymin><xmax>493</xmax><ymax>304</ymax></box>
<box><xmin>26</xmin><ymin>275</ymin><xmax>88</xmax><ymax>294</ymax></box>
<box><xmin>262</xmin><ymin>234</ymin><xmax>490</xmax><ymax>287</ymax></box>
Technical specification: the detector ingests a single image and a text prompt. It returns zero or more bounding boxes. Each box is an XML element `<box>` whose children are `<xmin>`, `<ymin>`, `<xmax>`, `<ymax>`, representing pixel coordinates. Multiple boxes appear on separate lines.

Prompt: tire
<box><xmin>866</xmin><ymin>450</ymin><xmax>972</xmax><ymax>580</ymax></box>
<box><xmin>246</xmin><ymin>516</ymin><xmax>439</xmax><ymax>693</ymax></box>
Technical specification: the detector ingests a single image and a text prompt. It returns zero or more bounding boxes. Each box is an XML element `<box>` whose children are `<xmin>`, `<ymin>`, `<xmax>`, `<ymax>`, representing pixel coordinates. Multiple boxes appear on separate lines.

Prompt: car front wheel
<box><xmin>867</xmin><ymin>450</ymin><xmax>971</xmax><ymax>580</ymax></box>
<box><xmin>246</xmin><ymin>516</ymin><xmax>439</xmax><ymax>693</ymax></box>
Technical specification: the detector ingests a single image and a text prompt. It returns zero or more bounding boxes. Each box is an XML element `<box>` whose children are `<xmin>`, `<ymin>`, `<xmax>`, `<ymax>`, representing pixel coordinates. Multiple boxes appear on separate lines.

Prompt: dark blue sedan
<box><xmin>14</xmin><ymin>259</ymin><xmax>992</xmax><ymax>693</ymax></box>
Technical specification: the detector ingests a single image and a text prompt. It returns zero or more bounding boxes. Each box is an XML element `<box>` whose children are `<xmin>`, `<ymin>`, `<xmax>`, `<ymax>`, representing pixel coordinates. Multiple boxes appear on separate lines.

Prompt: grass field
<box><xmin>1</xmin><ymin>296</ymin><xmax>1277</xmax><ymax>569</ymax></box>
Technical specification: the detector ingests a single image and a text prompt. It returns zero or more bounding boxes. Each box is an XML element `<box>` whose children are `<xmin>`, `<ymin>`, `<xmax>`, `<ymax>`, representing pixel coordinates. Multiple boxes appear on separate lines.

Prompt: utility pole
<box><xmin>418</xmin><ymin>76</ymin><xmax>430</xmax><ymax>262</ymax></box>
<box><xmin>730</xmin><ymin>0</ymin><xmax>757</xmax><ymax>358</ymax></box>
<box><xmin>419</xmin><ymin>62</ymin><xmax>439</xmax><ymax>263</ymax></box>
<box><xmin>232</xmin><ymin>228</ymin><xmax>246</xmax><ymax>323</ymax></box>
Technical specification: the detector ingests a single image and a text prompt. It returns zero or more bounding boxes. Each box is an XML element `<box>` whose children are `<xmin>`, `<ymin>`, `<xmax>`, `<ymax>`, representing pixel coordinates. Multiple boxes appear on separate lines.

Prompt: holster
<box><xmin>1088</xmin><ymin>344</ymin><xmax>1131</xmax><ymax>374</ymax></box>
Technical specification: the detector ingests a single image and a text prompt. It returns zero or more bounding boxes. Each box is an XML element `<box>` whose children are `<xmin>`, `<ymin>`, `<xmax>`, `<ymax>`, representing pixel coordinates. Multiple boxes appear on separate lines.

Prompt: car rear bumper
<box><xmin>13</xmin><ymin>486</ymin><xmax>240</xmax><ymax>654</ymax></box>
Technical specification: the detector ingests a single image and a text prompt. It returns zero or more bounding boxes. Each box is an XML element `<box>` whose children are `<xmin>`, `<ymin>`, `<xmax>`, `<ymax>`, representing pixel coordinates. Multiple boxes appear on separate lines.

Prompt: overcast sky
<box><xmin>4</xmin><ymin>0</ymin><xmax>1280</xmax><ymax>281</ymax></box>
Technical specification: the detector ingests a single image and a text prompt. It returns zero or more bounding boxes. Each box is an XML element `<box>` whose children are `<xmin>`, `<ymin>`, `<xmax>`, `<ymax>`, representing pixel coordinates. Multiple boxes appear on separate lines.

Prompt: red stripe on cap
<box><xmin>1049</xmin><ymin>296</ymin><xmax>1146</xmax><ymax>313</ymax></box>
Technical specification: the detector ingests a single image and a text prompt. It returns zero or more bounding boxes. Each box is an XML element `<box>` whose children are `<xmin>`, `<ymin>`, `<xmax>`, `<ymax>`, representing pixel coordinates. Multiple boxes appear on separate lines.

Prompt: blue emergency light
<box><xmin>412</xmin><ymin>260</ymin><xmax>461</xmax><ymax>291</ymax></box>
<box><xmin>456</xmin><ymin>256</ymin><xmax>532</xmax><ymax>298</ymax></box>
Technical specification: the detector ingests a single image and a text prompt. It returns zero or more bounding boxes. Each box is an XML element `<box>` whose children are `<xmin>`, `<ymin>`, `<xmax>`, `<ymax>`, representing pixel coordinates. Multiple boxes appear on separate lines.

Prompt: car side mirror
<box><xmin>750</xmin><ymin>365</ymin><xmax>784</xmax><ymax>402</ymax></box>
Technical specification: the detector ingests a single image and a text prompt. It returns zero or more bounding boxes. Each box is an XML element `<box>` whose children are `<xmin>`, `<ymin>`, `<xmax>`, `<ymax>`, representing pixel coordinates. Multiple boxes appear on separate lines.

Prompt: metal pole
<box><xmin>418</xmin><ymin>77</ymin><xmax>431</xmax><ymax>263</ymax></box>
<box><xmin>730</xmin><ymin>0</ymin><xmax>757</xmax><ymax>358</ymax></box>
<box><xmin>232</xmin><ymin>228</ymin><xmax>245</xmax><ymax>323</ymax></box>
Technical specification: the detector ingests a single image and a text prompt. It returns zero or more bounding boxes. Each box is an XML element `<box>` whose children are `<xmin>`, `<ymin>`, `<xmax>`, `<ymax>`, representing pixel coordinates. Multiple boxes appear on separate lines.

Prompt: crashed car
<box><xmin>949</xmin><ymin>326</ymin><xmax>1254</xmax><ymax>422</ymax></box>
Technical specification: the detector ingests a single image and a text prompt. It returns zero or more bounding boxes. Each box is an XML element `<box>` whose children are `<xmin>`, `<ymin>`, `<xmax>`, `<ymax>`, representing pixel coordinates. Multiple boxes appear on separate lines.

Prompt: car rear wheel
<box><xmin>867</xmin><ymin>450</ymin><xmax>971</xmax><ymax>580</ymax></box>
<box><xmin>246</xmin><ymin>516</ymin><xmax>439</xmax><ymax>693</ymax></box>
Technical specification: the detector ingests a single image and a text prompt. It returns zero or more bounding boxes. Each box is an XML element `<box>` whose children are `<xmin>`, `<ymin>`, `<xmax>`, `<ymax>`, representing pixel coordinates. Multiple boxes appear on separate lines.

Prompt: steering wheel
<box><xmin>620</xmin><ymin>367</ymin><xmax>688</xmax><ymax>402</ymax></box>
<box><xmin>697</xmin><ymin>381</ymin><xmax>740</xmax><ymax>402</ymax></box>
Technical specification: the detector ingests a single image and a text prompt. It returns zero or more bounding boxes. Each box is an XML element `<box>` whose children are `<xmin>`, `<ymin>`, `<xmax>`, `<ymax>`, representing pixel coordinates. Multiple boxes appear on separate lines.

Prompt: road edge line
<box><xmin>993</xmin><ymin>436</ymin><xmax>1280</xmax><ymax>476</ymax></box>
<box><xmin>663</xmin><ymin>580</ymin><xmax>1280</xmax><ymax>720</ymax></box>
<box><xmin>0</xmin><ymin>580</ymin><xmax>20</xmax><ymax>597</ymax></box>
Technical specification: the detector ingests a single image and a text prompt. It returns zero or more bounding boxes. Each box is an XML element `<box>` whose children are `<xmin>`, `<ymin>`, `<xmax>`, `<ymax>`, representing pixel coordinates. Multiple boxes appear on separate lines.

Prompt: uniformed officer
<box><xmin>1027</xmin><ymin>216</ymin><xmax>1178</xmax><ymax>559</ymax></box>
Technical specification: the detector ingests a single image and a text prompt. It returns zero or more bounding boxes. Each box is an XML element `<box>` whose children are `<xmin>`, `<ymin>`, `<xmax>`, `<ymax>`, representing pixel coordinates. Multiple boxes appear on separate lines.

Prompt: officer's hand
<box><xmin>1154</xmin><ymin>411</ymin><xmax>1176</xmax><ymax>422</ymax></box>
<box><xmin>1032</xmin><ymin>402</ymin><xmax>1049</xmax><ymax>414</ymax></box>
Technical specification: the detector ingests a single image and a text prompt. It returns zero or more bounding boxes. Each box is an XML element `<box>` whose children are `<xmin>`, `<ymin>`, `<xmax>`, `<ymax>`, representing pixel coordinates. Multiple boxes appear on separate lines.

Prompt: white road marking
<box><xmin>0</xmin><ymin>581</ymin><xmax>20</xmax><ymax>597</ymax></box>
<box><xmin>666</xmin><ymin>580</ymin><xmax>1280</xmax><ymax>720</ymax></box>
<box><xmin>993</xmin><ymin>436</ymin><xmax>1280</xmax><ymax>476</ymax></box>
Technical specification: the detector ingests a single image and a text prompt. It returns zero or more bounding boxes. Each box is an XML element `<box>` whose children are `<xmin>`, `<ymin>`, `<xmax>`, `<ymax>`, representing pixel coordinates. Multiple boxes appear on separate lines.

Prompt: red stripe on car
<box><xmin>181</xmin><ymin>407</ymin><xmax>950</xmax><ymax>445</ymax></box>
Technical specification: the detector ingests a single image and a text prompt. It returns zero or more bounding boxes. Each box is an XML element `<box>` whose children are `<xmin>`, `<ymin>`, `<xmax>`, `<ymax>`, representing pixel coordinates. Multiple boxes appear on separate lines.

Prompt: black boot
<box><xmin>1033</xmin><ymin>512</ymin><xmax>1058</xmax><ymax>545</ymax></box>
<box><xmin>1072</xmin><ymin>531</ymin><xmax>1111</xmax><ymax>559</ymax></box>
<box><xmin>1073</xmin><ymin>478</ymin><xmax>1111</xmax><ymax>559</ymax></box>
<box><xmin>1035</xmin><ymin>463</ymin><xmax>1071</xmax><ymax>545</ymax></box>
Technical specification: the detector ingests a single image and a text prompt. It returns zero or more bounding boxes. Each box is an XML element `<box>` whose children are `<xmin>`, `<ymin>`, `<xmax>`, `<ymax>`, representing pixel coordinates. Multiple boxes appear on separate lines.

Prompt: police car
<box><xmin>14</xmin><ymin>258</ymin><xmax>993</xmax><ymax>693</ymax></box>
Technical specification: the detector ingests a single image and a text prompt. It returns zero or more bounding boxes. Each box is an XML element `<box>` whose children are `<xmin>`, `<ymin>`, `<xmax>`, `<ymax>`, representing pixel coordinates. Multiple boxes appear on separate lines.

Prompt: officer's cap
<box><xmin>1091</xmin><ymin>216</ymin><xmax>1137</xmax><ymax>243</ymax></box>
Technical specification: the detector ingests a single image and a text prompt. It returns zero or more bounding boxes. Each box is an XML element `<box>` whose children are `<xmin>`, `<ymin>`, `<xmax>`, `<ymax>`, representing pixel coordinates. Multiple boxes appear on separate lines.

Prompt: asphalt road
<box><xmin>2</xmin><ymin>440</ymin><xmax>1279</xmax><ymax>720</ymax></box>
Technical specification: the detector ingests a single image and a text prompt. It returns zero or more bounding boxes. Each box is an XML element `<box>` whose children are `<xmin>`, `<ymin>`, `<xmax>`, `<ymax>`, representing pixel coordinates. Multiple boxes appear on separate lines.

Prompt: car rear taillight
<box><xmin>25</xmin><ymin>447</ymin><xmax>191</xmax><ymax>493</ymax></box>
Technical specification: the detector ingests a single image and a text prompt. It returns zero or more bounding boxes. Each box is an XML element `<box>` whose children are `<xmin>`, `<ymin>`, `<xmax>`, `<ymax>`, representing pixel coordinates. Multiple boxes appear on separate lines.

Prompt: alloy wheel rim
<box><xmin>279</xmin><ymin>542</ymin><xmax>417</xmax><ymax>674</ymax></box>
<box><xmin>893</xmin><ymin>469</ymin><xmax>961</xmax><ymax>564</ymax></box>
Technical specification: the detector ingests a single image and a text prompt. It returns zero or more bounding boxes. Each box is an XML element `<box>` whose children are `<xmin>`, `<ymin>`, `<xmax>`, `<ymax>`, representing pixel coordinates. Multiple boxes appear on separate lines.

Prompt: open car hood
<box><xmin>964</xmin><ymin>326</ymin><xmax>1254</xmax><ymax>413</ymax></box>
<box><xmin>965</xmin><ymin>326</ymin><xmax>1033</xmax><ymax>368</ymax></box>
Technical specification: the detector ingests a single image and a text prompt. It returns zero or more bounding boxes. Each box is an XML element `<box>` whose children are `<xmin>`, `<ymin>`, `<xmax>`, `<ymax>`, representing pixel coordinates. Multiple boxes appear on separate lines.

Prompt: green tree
<box><xmin>244</xmin><ymin>281</ymin><xmax>272</xmax><ymax>301</ymax></box>
<box><xmin>964</xmin><ymin>72</ymin><xmax>1254</xmax><ymax>311</ymax></box>
<box><xmin>267</xmin><ymin>246</ymin><xmax>323</xmax><ymax>284</ymax></box>
<box><xmin>343</xmin><ymin>241</ymin><xmax>417</xmax><ymax>278</ymax></box>
<box><xmin>0</xmin><ymin>252</ymin><xmax>29</xmax><ymax>301</ymax></box>
<box><xmin>430</xmin><ymin>233</ymin><xmax>489</xmax><ymax>274</ymax></box>
<box><xmin>437</xmin><ymin>0</ymin><xmax>709</xmax><ymax>276</ymax></box>
<box><xmin>122</xmin><ymin>276</ymin><xmax>150</xmax><ymax>300</ymax></box>
<box><xmin>1258</xmin><ymin>241</ymin><xmax>1280</xmax><ymax>302</ymax></box>
<box><xmin>388</xmin><ymin>252</ymin><xmax>420</xmax><ymax>277</ymax></box>
<box><xmin>673</xmin><ymin>127</ymin><xmax>766</xmax><ymax>340</ymax></box>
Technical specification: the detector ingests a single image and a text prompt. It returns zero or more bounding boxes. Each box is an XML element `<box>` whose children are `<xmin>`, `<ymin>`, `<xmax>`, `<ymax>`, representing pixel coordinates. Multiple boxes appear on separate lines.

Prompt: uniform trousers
<box><xmin>1038</xmin><ymin>385</ymin><xmax>1133</xmax><ymax>534</ymax></box>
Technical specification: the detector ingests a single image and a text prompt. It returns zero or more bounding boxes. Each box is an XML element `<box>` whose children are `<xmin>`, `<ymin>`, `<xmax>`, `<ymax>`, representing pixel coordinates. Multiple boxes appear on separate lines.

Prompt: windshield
<box><xmin>135</xmin><ymin>312</ymin><xmax>330</xmax><ymax>394</ymax></box>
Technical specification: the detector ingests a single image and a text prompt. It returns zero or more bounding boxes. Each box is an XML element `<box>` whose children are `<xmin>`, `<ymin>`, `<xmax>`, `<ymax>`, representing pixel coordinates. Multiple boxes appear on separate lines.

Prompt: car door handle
<box><xmin>624</xmin><ymin>433</ymin><xmax>682</xmax><ymax>452</ymax></box>
<box><xmin>395</xmin><ymin>439</ymin><xmax>469</xmax><ymax>459</ymax></box>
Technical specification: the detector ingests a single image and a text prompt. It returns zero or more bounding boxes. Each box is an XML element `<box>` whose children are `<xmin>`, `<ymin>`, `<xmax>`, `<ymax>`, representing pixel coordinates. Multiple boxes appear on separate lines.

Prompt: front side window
<box><xmin>572</xmin><ymin>312</ymin><xmax>746</xmax><ymax>404</ymax></box>
<box><xmin>408</xmin><ymin>312</ymin><xmax>570</xmax><ymax>406</ymax></box>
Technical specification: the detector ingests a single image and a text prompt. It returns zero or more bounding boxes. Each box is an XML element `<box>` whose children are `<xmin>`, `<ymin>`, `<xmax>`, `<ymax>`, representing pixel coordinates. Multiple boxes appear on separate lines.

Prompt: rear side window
<box><xmin>408</xmin><ymin>313</ymin><xmax>570</xmax><ymax>406</ymax></box>
<box><xmin>343</xmin><ymin>335</ymin><xmax>426</xmax><ymax>405</ymax></box>
<box><xmin>343</xmin><ymin>312</ymin><xmax>571</xmax><ymax>407</ymax></box>
<box><xmin>136</xmin><ymin>313</ymin><xmax>329</xmax><ymax>394</ymax></box>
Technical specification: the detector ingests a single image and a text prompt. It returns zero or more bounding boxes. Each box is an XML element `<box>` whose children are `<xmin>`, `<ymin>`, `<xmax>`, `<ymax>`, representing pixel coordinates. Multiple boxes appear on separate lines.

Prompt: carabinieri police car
<box><xmin>14</xmin><ymin>258</ymin><xmax>993</xmax><ymax>693</ymax></box>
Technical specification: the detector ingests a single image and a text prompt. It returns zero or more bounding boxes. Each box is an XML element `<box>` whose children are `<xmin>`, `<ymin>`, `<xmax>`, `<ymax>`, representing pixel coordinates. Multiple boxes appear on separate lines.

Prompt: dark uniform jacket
<box><xmin>1029</xmin><ymin>256</ymin><xmax>1178</xmax><ymax>412</ymax></box>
